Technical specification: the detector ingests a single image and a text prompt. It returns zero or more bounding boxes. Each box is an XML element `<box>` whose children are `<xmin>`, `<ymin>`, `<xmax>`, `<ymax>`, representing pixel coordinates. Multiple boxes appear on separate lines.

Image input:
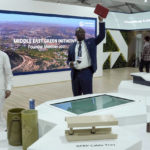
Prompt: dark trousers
<box><xmin>139</xmin><ymin>59</ymin><xmax>150</xmax><ymax>73</ymax></box>
<box><xmin>145</xmin><ymin>61</ymin><xmax>150</xmax><ymax>73</ymax></box>
<box><xmin>71</xmin><ymin>67</ymin><xmax>93</xmax><ymax>96</ymax></box>
<box><xmin>139</xmin><ymin>59</ymin><xmax>144</xmax><ymax>72</ymax></box>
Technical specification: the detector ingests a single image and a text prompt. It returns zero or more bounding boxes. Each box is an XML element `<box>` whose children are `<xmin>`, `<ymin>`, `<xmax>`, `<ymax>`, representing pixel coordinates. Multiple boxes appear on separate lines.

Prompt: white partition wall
<box><xmin>102</xmin><ymin>30</ymin><xmax>128</xmax><ymax>68</ymax></box>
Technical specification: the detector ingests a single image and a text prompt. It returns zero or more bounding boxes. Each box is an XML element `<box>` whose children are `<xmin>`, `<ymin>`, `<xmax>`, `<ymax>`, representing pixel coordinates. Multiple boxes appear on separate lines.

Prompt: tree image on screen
<box><xmin>0</xmin><ymin>12</ymin><xmax>96</xmax><ymax>75</ymax></box>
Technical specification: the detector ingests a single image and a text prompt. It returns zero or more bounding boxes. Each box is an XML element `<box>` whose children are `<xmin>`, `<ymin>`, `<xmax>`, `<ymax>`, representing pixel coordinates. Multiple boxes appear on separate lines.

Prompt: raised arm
<box><xmin>95</xmin><ymin>16</ymin><xmax>105</xmax><ymax>45</ymax></box>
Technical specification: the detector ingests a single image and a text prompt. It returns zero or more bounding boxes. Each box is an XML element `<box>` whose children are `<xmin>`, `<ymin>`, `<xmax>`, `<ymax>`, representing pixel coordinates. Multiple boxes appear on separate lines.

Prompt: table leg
<box><xmin>91</xmin><ymin>126</ymin><xmax>96</xmax><ymax>134</ymax></box>
<box><xmin>69</xmin><ymin>128</ymin><xmax>74</xmax><ymax>135</ymax></box>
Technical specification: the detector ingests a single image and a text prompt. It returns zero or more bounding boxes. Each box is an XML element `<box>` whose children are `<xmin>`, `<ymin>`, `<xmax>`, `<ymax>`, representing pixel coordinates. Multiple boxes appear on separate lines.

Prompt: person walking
<box><xmin>140</xmin><ymin>36</ymin><xmax>150</xmax><ymax>73</ymax></box>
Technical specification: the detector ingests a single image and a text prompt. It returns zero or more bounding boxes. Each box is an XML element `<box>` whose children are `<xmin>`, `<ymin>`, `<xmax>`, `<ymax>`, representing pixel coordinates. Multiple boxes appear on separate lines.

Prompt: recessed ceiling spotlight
<box><xmin>144</xmin><ymin>0</ymin><xmax>147</xmax><ymax>2</ymax></box>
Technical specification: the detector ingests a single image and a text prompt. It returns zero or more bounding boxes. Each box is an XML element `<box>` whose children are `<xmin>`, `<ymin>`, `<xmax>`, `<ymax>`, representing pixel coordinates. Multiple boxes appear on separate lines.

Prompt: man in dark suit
<box><xmin>67</xmin><ymin>16</ymin><xmax>105</xmax><ymax>96</ymax></box>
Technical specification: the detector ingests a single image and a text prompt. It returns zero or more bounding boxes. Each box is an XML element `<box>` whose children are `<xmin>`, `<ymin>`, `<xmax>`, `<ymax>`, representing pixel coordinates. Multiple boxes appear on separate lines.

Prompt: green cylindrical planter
<box><xmin>7</xmin><ymin>108</ymin><xmax>25</xmax><ymax>146</ymax></box>
<box><xmin>21</xmin><ymin>109</ymin><xmax>38</xmax><ymax>150</ymax></box>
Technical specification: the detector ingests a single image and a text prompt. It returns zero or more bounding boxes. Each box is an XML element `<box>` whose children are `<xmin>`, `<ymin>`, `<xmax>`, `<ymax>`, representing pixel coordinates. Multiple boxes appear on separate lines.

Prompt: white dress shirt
<box><xmin>75</xmin><ymin>41</ymin><xmax>91</xmax><ymax>70</ymax></box>
<box><xmin>0</xmin><ymin>50</ymin><xmax>13</xmax><ymax>91</ymax></box>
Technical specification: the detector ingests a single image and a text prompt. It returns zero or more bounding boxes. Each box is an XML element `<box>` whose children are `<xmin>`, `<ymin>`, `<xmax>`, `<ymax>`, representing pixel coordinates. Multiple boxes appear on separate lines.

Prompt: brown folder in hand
<box><xmin>94</xmin><ymin>4</ymin><xmax>109</xmax><ymax>18</ymax></box>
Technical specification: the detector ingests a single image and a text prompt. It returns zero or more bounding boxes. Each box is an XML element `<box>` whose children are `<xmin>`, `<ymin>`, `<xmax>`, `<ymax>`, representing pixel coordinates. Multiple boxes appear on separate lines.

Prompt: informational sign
<box><xmin>106</xmin><ymin>11</ymin><xmax>150</xmax><ymax>30</ymax></box>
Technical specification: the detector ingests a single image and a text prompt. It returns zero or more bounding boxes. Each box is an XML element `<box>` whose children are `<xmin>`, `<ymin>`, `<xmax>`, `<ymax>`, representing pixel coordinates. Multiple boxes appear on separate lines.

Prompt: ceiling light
<box><xmin>144</xmin><ymin>0</ymin><xmax>147</xmax><ymax>2</ymax></box>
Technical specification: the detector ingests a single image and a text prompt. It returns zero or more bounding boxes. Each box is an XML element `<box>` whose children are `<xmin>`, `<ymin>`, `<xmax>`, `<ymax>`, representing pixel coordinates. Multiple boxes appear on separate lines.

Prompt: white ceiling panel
<box><xmin>112</xmin><ymin>0</ymin><xmax>150</xmax><ymax>5</ymax></box>
<box><xmin>34</xmin><ymin>0</ymin><xmax>150</xmax><ymax>13</ymax></box>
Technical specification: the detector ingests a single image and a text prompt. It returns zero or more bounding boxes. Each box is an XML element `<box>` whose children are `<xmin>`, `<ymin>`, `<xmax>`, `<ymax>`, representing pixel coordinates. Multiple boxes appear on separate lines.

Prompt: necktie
<box><xmin>77</xmin><ymin>41</ymin><xmax>82</xmax><ymax>63</ymax></box>
<box><xmin>78</xmin><ymin>41</ymin><xmax>82</xmax><ymax>57</ymax></box>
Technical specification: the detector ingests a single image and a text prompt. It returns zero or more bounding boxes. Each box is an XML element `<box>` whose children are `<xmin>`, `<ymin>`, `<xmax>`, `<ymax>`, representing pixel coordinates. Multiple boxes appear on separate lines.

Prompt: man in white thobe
<box><xmin>0</xmin><ymin>50</ymin><xmax>13</xmax><ymax>131</ymax></box>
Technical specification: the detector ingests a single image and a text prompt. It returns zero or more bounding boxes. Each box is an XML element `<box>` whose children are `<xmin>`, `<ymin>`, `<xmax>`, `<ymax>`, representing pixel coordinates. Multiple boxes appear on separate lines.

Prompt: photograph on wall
<box><xmin>0</xmin><ymin>11</ymin><xmax>96</xmax><ymax>75</ymax></box>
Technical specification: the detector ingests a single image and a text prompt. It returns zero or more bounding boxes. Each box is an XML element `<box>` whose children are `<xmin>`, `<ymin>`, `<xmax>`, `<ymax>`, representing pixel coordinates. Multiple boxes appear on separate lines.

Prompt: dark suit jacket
<box><xmin>67</xmin><ymin>22</ymin><xmax>105</xmax><ymax>79</ymax></box>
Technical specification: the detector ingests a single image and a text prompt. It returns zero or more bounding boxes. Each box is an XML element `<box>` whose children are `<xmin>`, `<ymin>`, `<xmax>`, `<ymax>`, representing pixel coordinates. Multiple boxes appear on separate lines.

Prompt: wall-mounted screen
<box><xmin>0</xmin><ymin>10</ymin><xmax>96</xmax><ymax>75</ymax></box>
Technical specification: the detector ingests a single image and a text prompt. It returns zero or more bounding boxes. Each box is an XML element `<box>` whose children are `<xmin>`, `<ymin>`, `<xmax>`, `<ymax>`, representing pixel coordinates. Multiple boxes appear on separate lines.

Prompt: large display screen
<box><xmin>0</xmin><ymin>11</ymin><xmax>96</xmax><ymax>75</ymax></box>
<box><xmin>52</xmin><ymin>94</ymin><xmax>133</xmax><ymax>114</ymax></box>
